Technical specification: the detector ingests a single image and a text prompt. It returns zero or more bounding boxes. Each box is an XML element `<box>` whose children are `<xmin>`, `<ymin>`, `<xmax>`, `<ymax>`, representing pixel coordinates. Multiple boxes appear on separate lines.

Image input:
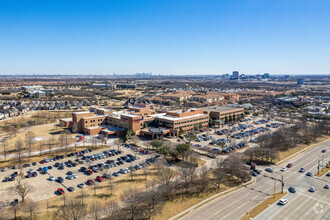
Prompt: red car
<box><xmin>57</xmin><ymin>188</ymin><xmax>65</xmax><ymax>195</ymax></box>
<box><xmin>40</xmin><ymin>160</ymin><xmax>46</xmax><ymax>164</ymax></box>
<box><xmin>96</xmin><ymin>176</ymin><xmax>104</xmax><ymax>182</ymax></box>
<box><xmin>287</xmin><ymin>163</ymin><xmax>293</xmax><ymax>168</ymax></box>
<box><xmin>85</xmin><ymin>170</ymin><xmax>93</xmax><ymax>175</ymax></box>
<box><xmin>87</xmin><ymin>179</ymin><xmax>94</xmax><ymax>185</ymax></box>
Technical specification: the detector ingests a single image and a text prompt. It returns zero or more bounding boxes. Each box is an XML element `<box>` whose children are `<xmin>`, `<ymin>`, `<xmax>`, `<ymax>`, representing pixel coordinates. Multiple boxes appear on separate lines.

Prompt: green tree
<box><xmin>157</xmin><ymin>145</ymin><xmax>170</xmax><ymax>158</ymax></box>
<box><xmin>179</xmin><ymin>127</ymin><xmax>184</xmax><ymax>134</ymax></box>
<box><xmin>124</xmin><ymin>128</ymin><xmax>134</xmax><ymax>142</ymax></box>
<box><xmin>144</xmin><ymin>122</ymin><xmax>148</xmax><ymax>128</ymax></box>
<box><xmin>209</xmin><ymin>117</ymin><xmax>213</xmax><ymax>127</ymax></box>
<box><xmin>176</xmin><ymin>144</ymin><xmax>190</xmax><ymax>161</ymax></box>
<box><xmin>150</xmin><ymin>139</ymin><xmax>163</xmax><ymax>149</ymax></box>
<box><xmin>232</xmin><ymin>114</ymin><xmax>236</xmax><ymax>121</ymax></box>
<box><xmin>241</xmin><ymin>113</ymin><xmax>245</xmax><ymax>119</ymax></box>
<box><xmin>224</xmin><ymin>116</ymin><xmax>229</xmax><ymax>124</ymax></box>
<box><xmin>229</xmin><ymin>115</ymin><xmax>233</xmax><ymax>122</ymax></box>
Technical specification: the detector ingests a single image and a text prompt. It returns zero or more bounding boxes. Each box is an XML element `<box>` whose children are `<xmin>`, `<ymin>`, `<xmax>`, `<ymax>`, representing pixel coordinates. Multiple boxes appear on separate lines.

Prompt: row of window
<box><xmin>173</xmin><ymin>117</ymin><xmax>208</xmax><ymax>126</ymax></box>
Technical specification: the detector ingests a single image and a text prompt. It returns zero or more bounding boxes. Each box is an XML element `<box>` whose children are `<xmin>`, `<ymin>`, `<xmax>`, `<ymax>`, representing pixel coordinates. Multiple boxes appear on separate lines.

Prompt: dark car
<box><xmin>288</xmin><ymin>187</ymin><xmax>296</xmax><ymax>193</ymax></box>
<box><xmin>265</xmin><ymin>168</ymin><xmax>273</xmax><ymax>173</ymax></box>
<box><xmin>68</xmin><ymin>186</ymin><xmax>75</xmax><ymax>192</ymax></box>
<box><xmin>87</xmin><ymin>179</ymin><xmax>94</xmax><ymax>185</ymax></box>
<box><xmin>321</xmin><ymin>149</ymin><xmax>326</xmax><ymax>153</ymax></box>
<box><xmin>57</xmin><ymin>177</ymin><xmax>64</xmax><ymax>183</ymax></box>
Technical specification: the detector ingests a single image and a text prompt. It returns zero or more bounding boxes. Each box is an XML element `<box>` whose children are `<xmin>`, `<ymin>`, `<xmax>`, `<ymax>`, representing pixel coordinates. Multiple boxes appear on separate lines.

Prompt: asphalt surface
<box><xmin>0</xmin><ymin>143</ymin><xmax>151</xmax><ymax>203</ymax></box>
<box><xmin>175</xmin><ymin>138</ymin><xmax>329</xmax><ymax>220</ymax></box>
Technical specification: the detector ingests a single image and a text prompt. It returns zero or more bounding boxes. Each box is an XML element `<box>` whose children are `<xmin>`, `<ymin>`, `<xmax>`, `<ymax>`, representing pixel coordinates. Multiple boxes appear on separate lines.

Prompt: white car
<box><xmin>324</xmin><ymin>184</ymin><xmax>329</xmax><ymax>189</ymax></box>
<box><xmin>279</xmin><ymin>199</ymin><xmax>288</xmax><ymax>205</ymax></box>
<box><xmin>309</xmin><ymin>187</ymin><xmax>316</xmax><ymax>192</ymax></box>
<box><xmin>281</xmin><ymin>168</ymin><xmax>287</xmax><ymax>172</ymax></box>
<box><xmin>72</xmin><ymin>174</ymin><xmax>78</xmax><ymax>178</ymax></box>
<box><xmin>49</xmin><ymin>176</ymin><xmax>55</xmax><ymax>181</ymax></box>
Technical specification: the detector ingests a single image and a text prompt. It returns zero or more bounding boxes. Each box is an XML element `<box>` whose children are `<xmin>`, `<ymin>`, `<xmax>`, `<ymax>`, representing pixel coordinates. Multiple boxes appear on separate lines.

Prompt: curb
<box><xmin>169</xmin><ymin>178</ymin><xmax>256</xmax><ymax>220</ymax></box>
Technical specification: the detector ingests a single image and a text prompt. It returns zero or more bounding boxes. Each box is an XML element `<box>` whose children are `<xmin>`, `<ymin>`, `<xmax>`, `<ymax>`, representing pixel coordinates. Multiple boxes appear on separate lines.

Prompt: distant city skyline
<box><xmin>0</xmin><ymin>0</ymin><xmax>329</xmax><ymax>75</ymax></box>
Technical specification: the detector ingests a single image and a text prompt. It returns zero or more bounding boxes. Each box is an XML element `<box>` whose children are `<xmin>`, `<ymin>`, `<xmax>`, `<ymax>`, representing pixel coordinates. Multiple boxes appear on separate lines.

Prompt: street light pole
<box><xmin>318</xmin><ymin>160</ymin><xmax>320</xmax><ymax>175</ymax></box>
<box><xmin>281</xmin><ymin>175</ymin><xmax>284</xmax><ymax>194</ymax></box>
<box><xmin>273</xmin><ymin>179</ymin><xmax>276</xmax><ymax>199</ymax></box>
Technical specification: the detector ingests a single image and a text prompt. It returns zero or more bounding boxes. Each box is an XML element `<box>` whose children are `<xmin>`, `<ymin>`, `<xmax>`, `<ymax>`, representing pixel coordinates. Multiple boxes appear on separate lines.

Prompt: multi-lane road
<box><xmin>173</xmin><ymin>138</ymin><xmax>329</xmax><ymax>220</ymax></box>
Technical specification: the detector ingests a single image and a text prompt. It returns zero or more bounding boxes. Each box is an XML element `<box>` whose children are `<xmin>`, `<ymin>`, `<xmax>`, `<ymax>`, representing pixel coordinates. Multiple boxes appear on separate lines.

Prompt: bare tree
<box><xmin>12</xmin><ymin>176</ymin><xmax>31</xmax><ymax>203</ymax></box>
<box><xmin>102</xmin><ymin>202</ymin><xmax>119</xmax><ymax>220</ymax></box>
<box><xmin>142</xmin><ymin>164</ymin><xmax>149</xmax><ymax>180</ymax></box>
<box><xmin>2</xmin><ymin>140</ymin><xmax>7</xmax><ymax>162</ymax></box>
<box><xmin>155</xmin><ymin>166</ymin><xmax>176</xmax><ymax>200</ymax></box>
<box><xmin>121</xmin><ymin>188</ymin><xmax>142</xmax><ymax>220</ymax></box>
<box><xmin>143</xmin><ymin>181</ymin><xmax>164</xmax><ymax>217</ymax></box>
<box><xmin>11</xmin><ymin>204</ymin><xmax>20</xmax><ymax>220</ymax></box>
<box><xmin>48</xmin><ymin>136</ymin><xmax>54</xmax><ymax>155</ymax></box>
<box><xmin>129</xmin><ymin>166</ymin><xmax>135</xmax><ymax>181</ymax></box>
<box><xmin>0</xmin><ymin>201</ymin><xmax>8</xmax><ymax>220</ymax></box>
<box><xmin>15</xmin><ymin>139</ymin><xmax>25</xmax><ymax>168</ymax></box>
<box><xmin>39</xmin><ymin>141</ymin><xmax>44</xmax><ymax>156</ymax></box>
<box><xmin>77</xmin><ymin>188</ymin><xmax>89</xmax><ymax>205</ymax></box>
<box><xmin>25</xmin><ymin>131</ymin><xmax>36</xmax><ymax>157</ymax></box>
<box><xmin>88</xmin><ymin>202</ymin><xmax>103</xmax><ymax>220</ymax></box>
<box><xmin>54</xmin><ymin>199</ymin><xmax>87</xmax><ymax>220</ymax></box>
<box><xmin>212</xmin><ymin>158</ymin><xmax>226</xmax><ymax>190</ymax></box>
<box><xmin>178</xmin><ymin>164</ymin><xmax>197</xmax><ymax>195</ymax></box>
<box><xmin>23</xmin><ymin>199</ymin><xmax>39</xmax><ymax>220</ymax></box>
<box><xmin>198</xmin><ymin>165</ymin><xmax>210</xmax><ymax>193</ymax></box>
<box><xmin>107</xmin><ymin>177</ymin><xmax>115</xmax><ymax>196</ymax></box>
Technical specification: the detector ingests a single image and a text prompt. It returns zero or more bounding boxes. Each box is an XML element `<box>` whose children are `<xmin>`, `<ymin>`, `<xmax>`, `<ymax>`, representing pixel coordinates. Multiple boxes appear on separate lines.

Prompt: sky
<box><xmin>0</xmin><ymin>0</ymin><xmax>329</xmax><ymax>75</ymax></box>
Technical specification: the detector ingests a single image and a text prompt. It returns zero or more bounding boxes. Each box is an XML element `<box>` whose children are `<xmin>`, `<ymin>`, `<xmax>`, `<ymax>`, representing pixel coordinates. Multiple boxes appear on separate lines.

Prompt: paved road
<box><xmin>174</xmin><ymin>139</ymin><xmax>329</xmax><ymax>220</ymax></box>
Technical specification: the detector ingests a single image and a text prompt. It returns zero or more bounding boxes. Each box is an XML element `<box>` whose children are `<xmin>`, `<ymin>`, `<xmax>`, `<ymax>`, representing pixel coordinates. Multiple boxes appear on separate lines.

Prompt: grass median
<box><xmin>241</xmin><ymin>192</ymin><xmax>287</xmax><ymax>220</ymax></box>
<box><xmin>315</xmin><ymin>162</ymin><xmax>330</xmax><ymax>177</ymax></box>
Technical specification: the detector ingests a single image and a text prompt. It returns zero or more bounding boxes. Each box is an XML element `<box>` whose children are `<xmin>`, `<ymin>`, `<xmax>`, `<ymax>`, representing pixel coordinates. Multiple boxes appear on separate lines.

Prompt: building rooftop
<box><xmin>203</xmin><ymin>106</ymin><xmax>244</xmax><ymax>112</ymax></box>
<box><xmin>156</xmin><ymin>113</ymin><xmax>207</xmax><ymax>121</ymax></box>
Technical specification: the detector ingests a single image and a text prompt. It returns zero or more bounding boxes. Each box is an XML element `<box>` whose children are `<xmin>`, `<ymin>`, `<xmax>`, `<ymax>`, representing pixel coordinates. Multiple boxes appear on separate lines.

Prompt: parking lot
<box><xmin>190</xmin><ymin>117</ymin><xmax>286</xmax><ymax>154</ymax></box>
<box><xmin>0</xmin><ymin>143</ymin><xmax>154</xmax><ymax>204</ymax></box>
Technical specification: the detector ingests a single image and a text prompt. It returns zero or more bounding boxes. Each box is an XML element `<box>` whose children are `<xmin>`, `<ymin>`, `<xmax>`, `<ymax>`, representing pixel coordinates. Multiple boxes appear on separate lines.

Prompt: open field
<box><xmin>0</xmin><ymin>123</ymin><xmax>76</xmax><ymax>155</ymax></box>
<box><xmin>0</xmin><ymin>111</ymin><xmax>72</xmax><ymax>132</ymax></box>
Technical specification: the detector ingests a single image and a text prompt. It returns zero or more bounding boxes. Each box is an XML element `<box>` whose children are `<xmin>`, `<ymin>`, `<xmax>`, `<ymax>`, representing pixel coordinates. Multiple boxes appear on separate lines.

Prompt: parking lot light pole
<box><xmin>318</xmin><ymin>160</ymin><xmax>320</xmax><ymax>175</ymax></box>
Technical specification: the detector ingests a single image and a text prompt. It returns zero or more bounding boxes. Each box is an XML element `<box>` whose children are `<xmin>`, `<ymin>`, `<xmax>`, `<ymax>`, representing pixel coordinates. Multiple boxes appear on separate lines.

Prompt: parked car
<box><xmin>49</xmin><ymin>176</ymin><xmax>55</xmax><ymax>181</ymax></box>
<box><xmin>281</xmin><ymin>168</ymin><xmax>287</xmax><ymax>172</ymax></box>
<box><xmin>96</xmin><ymin>176</ymin><xmax>104</xmax><ymax>182</ymax></box>
<box><xmin>306</xmin><ymin>172</ymin><xmax>312</xmax><ymax>176</ymax></box>
<box><xmin>327</xmin><ymin>172</ymin><xmax>330</xmax><ymax>177</ymax></box>
<box><xmin>68</xmin><ymin>187</ymin><xmax>75</xmax><ymax>192</ymax></box>
<box><xmin>57</xmin><ymin>177</ymin><xmax>64</xmax><ymax>183</ymax></box>
<box><xmin>77</xmin><ymin>183</ymin><xmax>85</xmax><ymax>188</ymax></box>
<box><xmin>321</xmin><ymin>149</ymin><xmax>326</xmax><ymax>153</ymax></box>
<box><xmin>286</xmin><ymin>163</ymin><xmax>293</xmax><ymax>168</ymax></box>
<box><xmin>324</xmin><ymin>184</ymin><xmax>329</xmax><ymax>189</ymax></box>
<box><xmin>265</xmin><ymin>168</ymin><xmax>273</xmax><ymax>173</ymax></box>
<box><xmin>57</xmin><ymin>188</ymin><xmax>65</xmax><ymax>195</ymax></box>
<box><xmin>87</xmin><ymin>179</ymin><xmax>94</xmax><ymax>185</ymax></box>
<box><xmin>299</xmin><ymin>168</ymin><xmax>305</xmax><ymax>172</ymax></box>
<box><xmin>309</xmin><ymin>187</ymin><xmax>316</xmax><ymax>192</ymax></box>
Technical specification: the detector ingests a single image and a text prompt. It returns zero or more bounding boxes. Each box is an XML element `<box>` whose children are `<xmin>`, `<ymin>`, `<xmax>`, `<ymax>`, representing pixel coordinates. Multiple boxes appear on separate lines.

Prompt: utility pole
<box><xmin>273</xmin><ymin>179</ymin><xmax>276</xmax><ymax>199</ymax></box>
<box><xmin>281</xmin><ymin>175</ymin><xmax>284</xmax><ymax>194</ymax></box>
<box><xmin>318</xmin><ymin>160</ymin><xmax>320</xmax><ymax>175</ymax></box>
